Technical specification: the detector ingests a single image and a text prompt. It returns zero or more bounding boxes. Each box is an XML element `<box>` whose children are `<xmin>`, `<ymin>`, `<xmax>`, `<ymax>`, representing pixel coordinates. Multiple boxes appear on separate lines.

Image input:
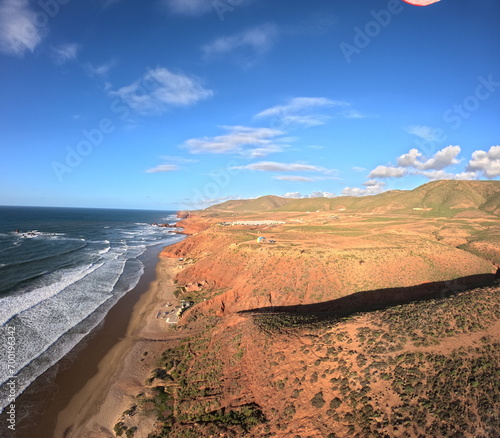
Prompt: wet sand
<box><xmin>11</xmin><ymin>243</ymin><xmax>184</xmax><ymax>438</ymax></box>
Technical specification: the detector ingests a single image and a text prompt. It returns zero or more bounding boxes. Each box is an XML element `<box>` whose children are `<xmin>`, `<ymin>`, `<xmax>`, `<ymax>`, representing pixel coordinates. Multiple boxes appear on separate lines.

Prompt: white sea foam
<box><xmin>0</xmin><ymin>262</ymin><xmax>102</xmax><ymax>326</ymax></box>
<box><xmin>0</xmin><ymin>257</ymin><xmax>145</xmax><ymax>412</ymax></box>
<box><xmin>0</xmin><ymin>256</ymin><xmax>129</xmax><ymax>383</ymax></box>
<box><xmin>16</xmin><ymin>231</ymin><xmax>67</xmax><ymax>239</ymax></box>
<box><xmin>0</xmin><ymin>230</ymin><xmax>185</xmax><ymax>413</ymax></box>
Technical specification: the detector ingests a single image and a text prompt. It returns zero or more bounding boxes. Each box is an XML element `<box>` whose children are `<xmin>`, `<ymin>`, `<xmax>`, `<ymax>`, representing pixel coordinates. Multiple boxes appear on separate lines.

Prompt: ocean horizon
<box><xmin>0</xmin><ymin>206</ymin><xmax>184</xmax><ymax>413</ymax></box>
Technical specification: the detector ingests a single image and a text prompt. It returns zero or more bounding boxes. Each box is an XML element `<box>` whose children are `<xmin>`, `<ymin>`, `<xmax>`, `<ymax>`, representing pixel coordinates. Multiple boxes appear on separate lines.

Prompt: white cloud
<box><xmin>418</xmin><ymin>170</ymin><xmax>453</xmax><ymax>180</ymax></box>
<box><xmin>368</xmin><ymin>165</ymin><xmax>407</xmax><ymax>178</ymax></box>
<box><xmin>368</xmin><ymin>146</ymin><xmax>460</xmax><ymax>181</ymax></box>
<box><xmin>181</xmin><ymin>195</ymin><xmax>243</xmax><ymax>209</ymax></box>
<box><xmin>419</xmin><ymin>145</ymin><xmax>461</xmax><ymax>170</ymax></box>
<box><xmin>0</xmin><ymin>0</ymin><xmax>45</xmax><ymax>57</ymax></box>
<box><xmin>256</xmin><ymin>97</ymin><xmax>346</xmax><ymax>118</ymax></box>
<box><xmin>255</xmin><ymin>97</ymin><xmax>360</xmax><ymax>129</ymax></box>
<box><xmin>276</xmin><ymin>114</ymin><xmax>329</xmax><ymax>127</ymax></box>
<box><xmin>274</xmin><ymin>175</ymin><xmax>314</xmax><ymax>182</ymax></box>
<box><xmin>282</xmin><ymin>191</ymin><xmax>336</xmax><ymax>199</ymax></box>
<box><xmin>454</xmin><ymin>171</ymin><xmax>478</xmax><ymax>180</ymax></box>
<box><xmin>397</xmin><ymin>145</ymin><xmax>461</xmax><ymax>171</ymax></box>
<box><xmin>466</xmin><ymin>146</ymin><xmax>500</xmax><ymax>178</ymax></box>
<box><xmin>245</xmin><ymin>144</ymin><xmax>286</xmax><ymax>158</ymax></box>
<box><xmin>160</xmin><ymin>156</ymin><xmax>198</xmax><ymax>164</ymax></box>
<box><xmin>233</xmin><ymin>161</ymin><xmax>329</xmax><ymax>173</ymax></box>
<box><xmin>51</xmin><ymin>43</ymin><xmax>80</xmax><ymax>65</ymax></box>
<box><xmin>310</xmin><ymin>191</ymin><xmax>336</xmax><ymax>198</ymax></box>
<box><xmin>352</xmin><ymin>166</ymin><xmax>367</xmax><ymax>172</ymax></box>
<box><xmin>342</xmin><ymin>109</ymin><xmax>366</xmax><ymax>119</ymax></box>
<box><xmin>407</xmin><ymin>125</ymin><xmax>445</xmax><ymax>142</ymax></box>
<box><xmin>146</xmin><ymin>155</ymin><xmax>198</xmax><ymax>174</ymax></box>
<box><xmin>86</xmin><ymin>59</ymin><xmax>116</xmax><ymax>77</ymax></box>
<box><xmin>342</xmin><ymin>180</ymin><xmax>386</xmax><ymax>196</ymax></box>
<box><xmin>182</xmin><ymin>126</ymin><xmax>287</xmax><ymax>157</ymax></box>
<box><xmin>109</xmin><ymin>67</ymin><xmax>213</xmax><ymax>115</ymax></box>
<box><xmin>145</xmin><ymin>164</ymin><xmax>180</xmax><ymax>173</ymax></box>
<box><xmin>202</xmin><ymin>23</ymin><xmax>278</xmax><ymax>62</ymax></box>
<box><xmin>397</xmin><ymin>148</ymin><xmax>422</xmax><ymax>168</ymax></box>
<box><xmin>163</xmin><ymin>0</ymin><xmax>212</xmax><ymax>16</ymax></box>
<box><xmin>350</xmin><ymin>145</ymin><xmax>490</xmax><ymax>196</ymax></box>
<box><xmin>419</xmin><ymin>170</ymin><xmax>479</xmax><ymax>181</ymax></box>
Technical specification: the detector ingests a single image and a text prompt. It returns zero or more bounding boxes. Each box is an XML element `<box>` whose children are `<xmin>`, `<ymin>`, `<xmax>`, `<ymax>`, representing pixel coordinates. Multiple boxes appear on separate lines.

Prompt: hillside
<box><xmin>113</xmin><ymin>180</ymin><xmax>500</xmax><ymax>437</ymax></box>
<box><xmin>206</xmin><ymin>180</ymin><xmax>500</xmax><ymax>217</ymax></box>
<box><xmin>206</xmin><ymin>195</ymin><xmax>296</xmax><ymax>212</ymax></box>
<box><xmin>127</xmin><ymin>285</ymin><xmax>500</xmax><ymax>438</ymax></box>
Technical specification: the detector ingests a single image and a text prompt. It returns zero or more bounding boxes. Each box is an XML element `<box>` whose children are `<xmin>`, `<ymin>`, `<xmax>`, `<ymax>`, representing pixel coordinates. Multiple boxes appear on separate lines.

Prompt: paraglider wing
<box><xmin>401</xmin><ymin>0</ymin><xmax>440</xmax><ymax>6</ymax></box>
<box><xmin>256</xmin><ymin>236</ymin><xmax>267</xmax><ymax>243</ymax></box>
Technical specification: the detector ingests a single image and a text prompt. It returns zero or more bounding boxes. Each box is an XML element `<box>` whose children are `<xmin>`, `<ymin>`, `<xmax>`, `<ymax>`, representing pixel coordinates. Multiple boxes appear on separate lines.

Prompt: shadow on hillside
<box><xmin>239</xmin><ymin>271</ymin><xmax>499</xmax><ymax>322</ymax></box>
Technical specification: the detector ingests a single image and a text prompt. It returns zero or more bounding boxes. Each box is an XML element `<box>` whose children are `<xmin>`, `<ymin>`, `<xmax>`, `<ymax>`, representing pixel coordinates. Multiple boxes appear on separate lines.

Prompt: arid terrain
<box><xmin>114</xmin><ymin>180</ymin><xmax>500</xmax><ymax>438</ymax></box>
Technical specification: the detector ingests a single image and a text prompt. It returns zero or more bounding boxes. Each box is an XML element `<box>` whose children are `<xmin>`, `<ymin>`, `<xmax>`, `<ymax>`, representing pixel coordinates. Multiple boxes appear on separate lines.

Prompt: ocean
<box><xmin>0</xmin><ymin>206</ymin><xmax>184</xmax><ymax>413</ymax></box>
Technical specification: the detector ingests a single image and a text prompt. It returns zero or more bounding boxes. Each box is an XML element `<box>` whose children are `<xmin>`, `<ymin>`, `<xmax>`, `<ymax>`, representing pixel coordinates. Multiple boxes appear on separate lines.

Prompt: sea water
<box><xmin>0</xmin><ymin>206</ymin><xmax>184</xmax><ymax>413</ymax></box>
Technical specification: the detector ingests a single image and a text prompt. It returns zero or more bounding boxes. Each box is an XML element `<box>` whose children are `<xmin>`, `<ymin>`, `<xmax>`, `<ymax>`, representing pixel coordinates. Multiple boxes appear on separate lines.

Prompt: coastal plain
<box><xmin>63</xmin><ymin>181</ymin><xmax>500</xmax><ymax>437</ymax></box>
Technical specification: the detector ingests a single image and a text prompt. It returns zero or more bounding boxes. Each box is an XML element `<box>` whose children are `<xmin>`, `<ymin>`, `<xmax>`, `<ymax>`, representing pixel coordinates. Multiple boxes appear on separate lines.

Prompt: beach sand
<box><xmin>13</xmin><ymin>244</ymin><xmax>184</xmax><ymax>438</ymax></box>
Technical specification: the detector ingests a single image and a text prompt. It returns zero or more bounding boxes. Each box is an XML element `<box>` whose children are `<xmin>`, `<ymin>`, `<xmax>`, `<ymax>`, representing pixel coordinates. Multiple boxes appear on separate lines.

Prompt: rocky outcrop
<box><xmin>152</xmin><ymin>222</ymin><xmax>176</xmax><ymax>228</ymax></box>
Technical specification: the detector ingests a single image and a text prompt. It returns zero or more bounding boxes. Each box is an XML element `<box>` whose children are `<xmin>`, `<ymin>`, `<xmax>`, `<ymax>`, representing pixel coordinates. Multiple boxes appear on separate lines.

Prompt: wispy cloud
<box><xmin>255</xmin><ymin>97</ymin><xmax>361</xmax><ymax>129</ymax></box>
<box><xmin>160</xmin><ymin>156</ymin><xmax>198</xmax><ymax>164</ymax></box>
<box><xmin>274</xmin><ymin>175</ymin><xmax>315</xmax><ymax>182</ymax></box>
<box><xmin>102</xmin><ymin>0</ymin><xmax>122</xmax><ymax>9</ymax></box>
<box><xmin>86</xmin><ymin>59</ymin><xmax>116</xmax><ymax>77</ymax></box>
<box><xmin>180</xmin><ymin>195</ymin><xmax>243</xmax><ymax>209</ymax></box>
<box><xmin>256</xmin><ymin>97</ymin><xmax>346</xmax><ymax>118</ymax></box>
<box><xmin>342</xmin><ymin>109</ymin><xmax>366</xmax><ymax>119</ymax></box>
<box><xmin>146</xmin><ymin>156</ymin><xmax>198</xmax><ymax>174</ymax></box>
<box><xmin>145</xmin><ymin>164</ymin><xmax>180</xmax><ymax>173</ymax></box>
<box><xmin>109</xmin><ymin>67</ymin><xmax>213</xmax><ymax>115</ymax></box>
<box><xmin>233</xmin><ymin>161</ymin><xmax>332</xmax><ymax>173</ymax></box>
<box><xmin>352</xmin><ymin>166</ymin><xmax>367</xmax><ymax>172</ymax></box>
<box><xmin>407</xmin><ymin>125</ymin><xmax>444</xmax><ymax>142</ymax></box>
<box><xmin>163</xmin><ymin>0</ymin><xmax>212</xmax><ymax>16</ymax></box>
<box><xmin>182</xmin><ymin>126</ymin><xmax>288</xmax><ymax>157</ymax></box>
<box><xmin>51</xmin><ymin>43</ymin><xmax>80</xmax><ymax>65</ymax></box>
<box><xmin>0</xmin><ymin>0</ymin><xmax>45</xmax><ymax>57</ymax></box>
<box><xmin>202</xmin><ymin>23</ymin><xmax>278</xmax><ymax>65</ymax></box>
<box><xmin>466</xmin><ymin>145</ymin><xmax>500</xmax><ymax>178</ymax></box>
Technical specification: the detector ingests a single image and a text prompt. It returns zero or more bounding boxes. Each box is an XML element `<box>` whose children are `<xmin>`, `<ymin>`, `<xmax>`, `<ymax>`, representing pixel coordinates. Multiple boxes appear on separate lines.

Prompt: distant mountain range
<box><xmin>206</xmin><ymin>180</ymin><xmax>500</xmax><ymax>217</ymax></box>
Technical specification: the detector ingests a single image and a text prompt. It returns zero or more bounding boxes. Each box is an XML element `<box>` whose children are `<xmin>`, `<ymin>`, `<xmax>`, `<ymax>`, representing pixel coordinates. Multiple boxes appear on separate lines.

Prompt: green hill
<box><xmin>205</xmin><ymin>180</ymin><xmax>500</xmax><ymax>216</ymax></box>
<box><xmin>205</xmin><ymin>195</ymin><xmax>296</xmax><ymax>212</ymax></box>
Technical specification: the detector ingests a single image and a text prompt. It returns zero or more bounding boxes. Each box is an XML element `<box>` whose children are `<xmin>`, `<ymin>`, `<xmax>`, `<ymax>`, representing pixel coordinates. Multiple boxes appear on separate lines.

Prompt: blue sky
<box><xmin>0</xmin><ymin>0</ymin><xmax>499</xmax><ymax>210</ymax></box>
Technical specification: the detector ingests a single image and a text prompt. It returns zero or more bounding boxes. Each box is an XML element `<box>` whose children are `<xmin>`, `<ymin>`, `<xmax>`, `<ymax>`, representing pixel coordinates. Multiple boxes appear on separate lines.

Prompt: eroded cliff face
<box><xmin>163</xmin><ymin>215</ymin><xmax>496</xmax><ymax>319</ymax></box>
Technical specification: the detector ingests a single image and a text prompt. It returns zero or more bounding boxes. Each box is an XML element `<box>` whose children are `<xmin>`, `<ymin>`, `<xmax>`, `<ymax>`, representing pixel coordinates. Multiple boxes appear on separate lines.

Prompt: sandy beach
<box><xmin>12</xmin><ymin>243</ymin><xmax>185</xmax><ymax>438</ymax></box>
<box><xmin>56</xmin><ymin>255</ymin><xmax>183</xmax><ymax>437</ymax></box>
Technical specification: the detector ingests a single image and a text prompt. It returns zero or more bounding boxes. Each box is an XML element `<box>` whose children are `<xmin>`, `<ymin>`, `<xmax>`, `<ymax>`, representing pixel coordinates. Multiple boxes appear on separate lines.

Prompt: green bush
<box><xmin>329</xmin><ymin>397</ymin><xmax>342</xmax><ymax>409</ymax></box>
<box><xmin>311</xmin><ymin>392</ymin><xmax>326</xmax><ymax>408</ymax></box>
<box><xmin>114</xmin><ymin>422</ymin><xmax>127</xmax><ymax>436</ymax></box>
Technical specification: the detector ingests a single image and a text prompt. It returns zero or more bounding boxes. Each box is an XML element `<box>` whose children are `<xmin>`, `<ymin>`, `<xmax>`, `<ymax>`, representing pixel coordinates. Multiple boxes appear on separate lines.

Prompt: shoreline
<box><xmin>11</xmin><ymin>241</ymin><xmax>185</xmax><ymax>438</ymax></box>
